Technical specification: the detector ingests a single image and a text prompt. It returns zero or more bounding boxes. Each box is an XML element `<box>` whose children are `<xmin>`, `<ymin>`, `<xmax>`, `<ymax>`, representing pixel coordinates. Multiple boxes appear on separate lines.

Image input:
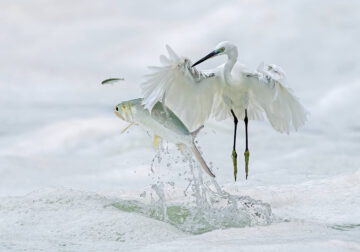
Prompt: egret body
<box><xmin>141</xmin><ymin>41</ymin><xmax>307</xmax><ymax>180</ymax></box>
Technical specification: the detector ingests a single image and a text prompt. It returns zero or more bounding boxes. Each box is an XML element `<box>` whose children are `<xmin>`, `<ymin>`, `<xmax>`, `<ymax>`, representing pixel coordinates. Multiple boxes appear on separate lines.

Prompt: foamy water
<box><xmin>1</xmin><ymin>0</ymin><xmax>360</xmax><ymax>251</ymax></box>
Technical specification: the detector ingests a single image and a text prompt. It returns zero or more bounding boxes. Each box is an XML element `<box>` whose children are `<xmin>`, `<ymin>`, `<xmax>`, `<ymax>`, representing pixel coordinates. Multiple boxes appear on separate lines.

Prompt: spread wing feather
<box><xmin>246</xmin><ymin>63</ymin><xmax>308</xmax><ymax>133</ymax></box>
<box><xmin>141</xmin><ymin>45</ymin><xmax>222</xmax><ymax>131</ymax></box>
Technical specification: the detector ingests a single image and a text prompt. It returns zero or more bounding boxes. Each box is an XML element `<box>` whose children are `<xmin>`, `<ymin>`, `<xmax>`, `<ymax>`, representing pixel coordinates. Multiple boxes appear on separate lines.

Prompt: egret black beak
<box><xmin>192</xmin><ymin>50</ymin><xmax>219</xmax><ymax>67</ymax></box>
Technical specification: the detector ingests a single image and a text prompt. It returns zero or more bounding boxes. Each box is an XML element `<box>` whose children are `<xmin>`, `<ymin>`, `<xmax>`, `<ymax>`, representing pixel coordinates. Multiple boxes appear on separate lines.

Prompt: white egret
<box><xmin>141</xmin><ymin>41</ymin><xmax>307</xmax><ymax>180</ymax></box>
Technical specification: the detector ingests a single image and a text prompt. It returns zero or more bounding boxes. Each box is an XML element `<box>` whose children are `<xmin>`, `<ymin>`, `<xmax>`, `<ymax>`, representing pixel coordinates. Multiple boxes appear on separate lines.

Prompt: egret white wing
<box><xmin>257</xmin><ymin>62</ymin><xmax>287</xmax><ymax>84</ymax></box>
<box><xmin>246</xmin><ymin>63</ymin><xmax>308</xmax><ymax>133</ymax></box>
<box><xmin>141</xmin><ymin>45</ymin><xmax>222</xmax><ymax>131</ymax></box>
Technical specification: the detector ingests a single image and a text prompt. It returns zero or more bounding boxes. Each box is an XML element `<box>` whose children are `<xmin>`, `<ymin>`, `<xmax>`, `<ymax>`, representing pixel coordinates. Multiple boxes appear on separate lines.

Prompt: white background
<box><xmin>1</xmin><ymin>0</ymin><xmax>359</xmax><ymax>251</ymax></box>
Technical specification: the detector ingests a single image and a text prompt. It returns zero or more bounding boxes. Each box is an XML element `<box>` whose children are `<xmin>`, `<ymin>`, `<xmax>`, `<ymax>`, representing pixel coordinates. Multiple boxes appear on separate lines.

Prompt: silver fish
<box><xmin>114</xmin><ymin>98</ymin><xmax>215</xmax><ymax>178</ymax></box>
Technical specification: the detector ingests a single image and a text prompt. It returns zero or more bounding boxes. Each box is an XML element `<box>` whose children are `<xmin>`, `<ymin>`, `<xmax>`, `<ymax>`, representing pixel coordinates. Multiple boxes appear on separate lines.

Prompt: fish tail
<box><xmin>191</xmin><ymin>142</ymin><xmax>215</xmax><ymax>178</ymax></box>
<box><xmin>190</xmin><ymin>125</ymin><xmax>204</xmax><ymax>138</ymax></box>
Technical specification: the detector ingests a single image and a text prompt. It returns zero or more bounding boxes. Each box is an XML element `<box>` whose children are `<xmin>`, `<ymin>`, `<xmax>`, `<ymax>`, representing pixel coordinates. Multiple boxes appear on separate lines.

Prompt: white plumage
<box><xmin>142</xmin><ymin>45</ymin><xmax>222</xmax><ymax>131</ymax></box>
<box><xmin>141</xmin><ymin>41</ymin><xmax>308</xmax><ymax>180</ymax></box>
<box><xmin>141</xmin><ymin>42</ymin><xmax>307</xmax><ymax>133</ymax></box>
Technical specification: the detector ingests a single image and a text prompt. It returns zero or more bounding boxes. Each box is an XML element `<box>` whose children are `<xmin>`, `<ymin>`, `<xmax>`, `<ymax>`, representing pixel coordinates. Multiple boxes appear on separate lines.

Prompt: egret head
<box><xmin>114</xmin><ymin>101</ymin><xmax>134</xmax><ymax>122</ymax></box>
<box><xmin>192</xmin><ymin>41</ymin><xmax>238</xmax><ymax>67</ymax></box>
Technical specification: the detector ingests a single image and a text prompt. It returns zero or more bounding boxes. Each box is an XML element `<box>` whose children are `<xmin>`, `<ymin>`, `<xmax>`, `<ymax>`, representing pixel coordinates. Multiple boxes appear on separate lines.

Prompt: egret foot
<box><xmin>244</xmin><ymin>150</ymin><xmax>250</xmax><ymax>179</ymax></box>
<box><xmin>232</xmin><ymin>150</ymin><xmax>238</xmax><ymax>181</ymax></box>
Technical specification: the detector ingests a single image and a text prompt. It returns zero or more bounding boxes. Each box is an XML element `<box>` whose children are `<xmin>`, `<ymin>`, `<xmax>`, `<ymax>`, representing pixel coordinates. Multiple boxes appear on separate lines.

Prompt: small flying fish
<box><xmin>101</xmin><ymin>78</ymin><xmax>124</xmax><ymax>85</ymax></box>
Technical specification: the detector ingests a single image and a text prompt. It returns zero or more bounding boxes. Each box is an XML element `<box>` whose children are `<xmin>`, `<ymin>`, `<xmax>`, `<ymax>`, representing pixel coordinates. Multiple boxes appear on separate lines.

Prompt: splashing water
<box><xmin>113</xmin><ymin>145</ymin><xmax>272</xmax><ymax>234</ymax></box>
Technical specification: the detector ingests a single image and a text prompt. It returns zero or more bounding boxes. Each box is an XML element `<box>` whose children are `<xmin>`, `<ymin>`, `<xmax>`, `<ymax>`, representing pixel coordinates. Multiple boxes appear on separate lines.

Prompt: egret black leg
<box><xmin>230</xmin><ymin>109</ymin><xmax>238</xmax><ymax>181</ymax></box>
<box><xmin>244</xmin><ymin>109</ymin><xmax>250</xmax><ymax>179</ymax></box>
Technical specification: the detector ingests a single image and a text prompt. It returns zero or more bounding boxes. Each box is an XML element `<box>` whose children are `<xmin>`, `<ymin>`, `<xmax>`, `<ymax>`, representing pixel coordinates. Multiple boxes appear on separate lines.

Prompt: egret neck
<box><xmin>223</xmin><ymin>49</ymin><xmax>238</xmax><ymax>85</ymax></box>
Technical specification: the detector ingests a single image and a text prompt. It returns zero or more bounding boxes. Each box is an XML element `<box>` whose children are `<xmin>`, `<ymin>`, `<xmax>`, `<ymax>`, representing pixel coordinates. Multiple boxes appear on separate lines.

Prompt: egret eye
<box><xmin>215</xmin><ymin>47</ymin><xmax>225</xmax><ymax>54</ymax></box>
<box><xmin>116</xmin><ymin>107</ymin><xmax>119</xmax><ymax>111</ymax></box>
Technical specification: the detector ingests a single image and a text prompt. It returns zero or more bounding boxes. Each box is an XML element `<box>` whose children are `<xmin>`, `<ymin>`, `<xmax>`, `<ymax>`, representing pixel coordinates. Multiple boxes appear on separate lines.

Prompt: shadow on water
<box><xmin>112</xmin><ymin>146</ymin><xmax>272</xmax><ymax>234</ymax></box>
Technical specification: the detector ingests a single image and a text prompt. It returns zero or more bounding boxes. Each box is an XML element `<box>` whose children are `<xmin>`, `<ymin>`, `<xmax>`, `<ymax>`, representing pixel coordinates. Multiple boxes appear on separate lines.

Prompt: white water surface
<box><xmin>1</xmin><ymin>0</ymin><xmax>360</xmax><ymax>251</ymax></box>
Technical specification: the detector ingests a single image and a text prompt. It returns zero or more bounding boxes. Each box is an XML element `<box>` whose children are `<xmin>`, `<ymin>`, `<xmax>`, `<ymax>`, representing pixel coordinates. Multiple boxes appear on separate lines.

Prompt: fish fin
<box><xmin>176</xmin><ymin>143</ymin><xmax>186</xmax><ymax>154</ymax></box>
<box><xmin>121</xmin><ymin>122</ymin><xmax>134</xmax><ymax>134</ymax></box>
<box><xmin>191</xmin><ymin>142</ymin><xmax>215</xmax><ymax>178</ymax></box>
<box><xmin>190</xmin><ymin>125</ymin><xmax>204</xmax><ymax>139</ymax></box>
<box><xmin>153</xmin><ymin>135</ymin><xmax>162</xmax><ymax>149</ymax></box>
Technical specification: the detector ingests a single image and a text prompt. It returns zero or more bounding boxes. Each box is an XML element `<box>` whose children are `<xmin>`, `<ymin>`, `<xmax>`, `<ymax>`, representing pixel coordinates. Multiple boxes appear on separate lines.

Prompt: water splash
<box><xmin>113</xmin><ymin>145</ymin><xmax>272</xmax><ymax>234</ymax></box>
